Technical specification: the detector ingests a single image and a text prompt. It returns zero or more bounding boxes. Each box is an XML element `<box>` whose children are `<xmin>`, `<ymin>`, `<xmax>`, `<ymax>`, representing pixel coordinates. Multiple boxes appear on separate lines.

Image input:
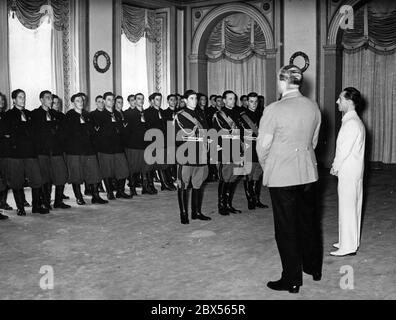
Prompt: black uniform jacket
<box><xmin>31</xmin><ymin>106</ymin><xmax>64</xmax><ymax>156</ymax></box>
<box><xmin>239</xmin><ymin>108</ymin><xmax>261</xmax><ymax>163</ymax></box>
<box><xmin>3</xmin><ymin>107</ymin><xmax>36</xmax><ymax>159</ymax></box>
<box><xmin>212</xmin><ymin>106</ymin><xmax>243</xmax><ymax>163</ymax></box>
<box><xmin>123</xmin><ymin>107</ymin><xmax>150</xmax><ymax>150</ymax></box>
<box><xmin>91</xmin><ymin>108</ymin><xmax>125</xmax><ymax>154</ymax></box>
<box><xmin>60</xmin><ymin>109</ymin><xmax>96</xmax><ymax>156</ymax></box>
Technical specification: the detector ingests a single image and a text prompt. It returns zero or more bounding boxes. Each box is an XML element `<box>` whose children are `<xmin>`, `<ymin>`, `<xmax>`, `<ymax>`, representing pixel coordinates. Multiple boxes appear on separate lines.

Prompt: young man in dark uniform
<box><xmin>123</xmin><ymin>93</ymin><xmax>152</xmax><ymax>195</ymax></box>
<box><xmin>239</xmin><ymin>92</ymin><xmax>268</xmax><ymax>210</ymax></box>
<box><xmin>4</xmin><ymin>89</ymin><xmax>48</xmax><ymax>216</ymax></box>
<box><xmin>92</xmin><ymin>92</ymin><xmax>130</xmax><ymax>200</ymax></box>
<box><xmin>61</xmin><ymin>93</ymin><xmax>107</xmax><ymax>205</ymax></box>
<box><xmin>174</xmin><ymin>90</ymin><xmax>212</xmax><ymax>224</ymax></box>
<box><xmin>0</xmin><ymin>93</ymin><xmax>12</xmax><ymax>215</ymax></box>
<box><xmin>161</xmin><ymin>94</ymin><xmax>179</xmax><ymax>188</ymax></box>
<box><xmin>0</xmin><ymin>94</ymin><xmax>10</xmax><ymax>219</ymax></box>
<box><xmin>213</xmin><ymin>90</ymin><xmax>243</xmax><ymax>216</ymax></box>
<box><xmin>32</xmin><ymin>91</ymin><xmax>70</xmax><ymax>210</ymax></box>
<box><xmin>145</xmin><ymin>93</ymin><xmax>172</xmax><ymax>192</ymax></box>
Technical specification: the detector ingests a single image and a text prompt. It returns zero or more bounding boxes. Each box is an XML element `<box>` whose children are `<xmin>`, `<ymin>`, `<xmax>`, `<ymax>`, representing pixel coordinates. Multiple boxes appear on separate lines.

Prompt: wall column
<box><xmin>0</xmin><ymin>1</ymin><xmax>10</xmax><ymax>101</ymax></box>
<box><xmin>317</xmin><ymin>45</ymin><xmax>343</xmax><ymax>168</ymax></box>
<box><xmin>88</xmin><ymin>0</ymin><xmax>114</xmax><ymax>109</ymax></box>
<box><xmin>264</xmin><ymin>49</ymin><xmax>278</xmax><ymax>105</ymax></box>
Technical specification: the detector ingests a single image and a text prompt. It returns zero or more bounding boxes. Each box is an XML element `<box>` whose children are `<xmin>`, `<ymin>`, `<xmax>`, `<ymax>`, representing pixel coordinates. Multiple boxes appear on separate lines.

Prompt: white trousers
<box><xmin>337</xmin><ymin>176</ymin><xmax>363</xmax><ymax>252</ymax></box>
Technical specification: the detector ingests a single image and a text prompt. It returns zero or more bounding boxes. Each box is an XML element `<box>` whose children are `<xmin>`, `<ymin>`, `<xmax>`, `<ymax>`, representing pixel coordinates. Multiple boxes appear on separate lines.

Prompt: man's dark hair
<box><xmin>39</xmin><ymin>90</ymin><xmax>52</xmax><ymax>100</ymax></box>
<box><xmin>184</xmin><ymin>90</ymin><xmax>197</xmax><ymax>100</ymax></box>
<box><xmin>127</xmin><ymin>94</ymin><xmax>135</xmax><ymax>102</ymax></box>
<box><xmin>343</xmin><ymin>87</ymin><xmax>362</xmax><ymax>110</ymax></box>
<box><xmin>115</xmin><ymin>95</ymin><xmax>123</xmax><ymax>102</ymax></box>
<box><xmin>52</xmin><ymin>94</ymin><xmax>60</xmax><ymax>100</ymax></box>
<box><xmin>240</xmin><ymin>95</ymin><xmax>248</xmax><ymax>101</ymax></box>
<box><xmin>11</xmin><ymin>89</ymin><xmax>25</xmax><ymax>100</ymax></box>
<box><xmin>247</xmin><ymin>92</ymin><xmax>259</xmax><ymax>99</ymax></box>
<box><xmin>95</xmin><ymin>95</ymin><xmax>103</xmax><ymax>102</ymax></box>
<box><xmin>71</xmin><ymin>93</ymin><xmax>84</xmax><ymax>102</ymax></box>
<box><xmin>150</xmin><ymin>92</ymin><xmax>162</xmax><ymax>101</ymax></box>
<box><xmin>135</xmin><ymin>93</ymin><xmax>144</xmax><ymax>100</ymax></box>
<box><xmin>103</xmin><ymin>92</ymin><xmax>114</xmax><ymax>100</ymax></box>
<box><xmin>222</xmin><ymin>90</ymin><xmax>236</xmax><ymax>100</ymax></box>
<box><xmin>210</xmin><ymin>94</ymin><xmax>217</xmax><ymax>101</ymax></box>
<box><xmin>167</xmin><ymin>94</ymin><xmax>177</xmax><ymax>101</ymax></box>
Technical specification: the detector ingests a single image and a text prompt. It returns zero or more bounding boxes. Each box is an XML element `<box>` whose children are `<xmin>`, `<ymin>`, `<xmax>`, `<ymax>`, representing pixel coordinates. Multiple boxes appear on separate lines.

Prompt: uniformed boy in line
<box><xmin>31</xmin><ymin>91</ymin><xmax>71</xmax><ymax>210</ymax></box>
<box><xmin>174</xmin><ymin>90</ymin><xmax>212</xmax><ymax>224</ymax></box>
<box><xmin>213</xmin><ymin>90</ymin><xmax>243</xmax><ymax>216</ymax></box>
<box><xmin>91</xmin><ymin>92</ymin><xmax>131</xmax><ymax>200</ymax></box>
<box><xmin>60</xmin><ymin>93</ymin><xmax>107</xmax><ymax>205</ymax></box>
<box><xmin>4</xmin><ymin>89</ymin><xmax>48</xmax><ymax>216</ymax></box>
<box><xmin>238</xmin><ymin>92</ymin><xmax>268</xmax><ymax>210</ymax></box>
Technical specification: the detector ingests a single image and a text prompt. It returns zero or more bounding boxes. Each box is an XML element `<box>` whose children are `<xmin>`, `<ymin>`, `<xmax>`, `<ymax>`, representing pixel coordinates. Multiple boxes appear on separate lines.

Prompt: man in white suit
<box><xmin>330</xmin><ymin>87</ymin><xmax>366</xmax><ymax>257</ymax></box>
<box><xmin>257</xmin><ymin>65</ymin><xmax>322</xmax><ymax>293</ymax></box>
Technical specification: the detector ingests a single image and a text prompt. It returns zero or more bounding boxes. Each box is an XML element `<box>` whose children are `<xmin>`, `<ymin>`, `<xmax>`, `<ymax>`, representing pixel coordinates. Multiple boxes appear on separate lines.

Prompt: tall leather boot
<box><xmin>91</xmin><ymin>184</ymin><xmax>108</xmax><ymax>204</ymax></box>
<box><xmin>192</xmin><ymin>188</ymin><xmax>211</xmax><ymax>221</ymax></box>
<box><xmin>244</xmin><ymin>180</ymin><xmax>256</xmax><ymax>210</ymax></box>
<box><xmin>32</xmin><ymin>188</ymin><xmax>50</xmax><ymax>214</ymax></box>
<box><xmin>165</xmin><ymin>168</ymin><xmax>176</xmax><ymax>191</ymax></box>
<box><xmin>41</xmin><ymin>183</ymin><xmax>52</xmax><ymax>210</ymax></box>
<box><xmin>147</xmin><ymin>171</ymin><xmax>158</xmax><ymax>194</ymax></box>
<box><xmin>54</xmin><ymin>185</ymin><xmax>71</xmax><ymax>209</ymax></box>
<box><xmin>13</xmin><ymin>189</ymin><xmax>26</xmax><ymax>216</ymax></box>
<box><xmin>177</xmin><ymin>187</ymin><xmax>189</xmax><ymax>224</ymax></box>
<box><xmin>98</xmin><ymin>181</ymin><xmax>105</xmax><ymax>193</ymax></box>
<box><xmin>0</xmin><ymin>189</ymin><xmax>13</xmax><ymax>211</ymax></box>
<box><xmin>116</xmin><ymin>179</ymin><xmax>132</xmax><ymax>199</ymax></box>
<box><xmin>218</xmin><ymin>181</ymin><xmax>229</xmax><ymax>216</ymax></box>
<box><xmin>22</xmin><ymin>191</ymin><xmax>30</xmax><ymax>207</ymax></box>
<box><xmin>254</xmin><ymin>180</ymin><xmax>268</xmax><ymax>209</ymax></box>
<box><xmin>159</xmin><ymin>170</ymin><xmax>173</xmax><ymax>191</ymax></box>
<box><xmin>225</xmin><ymin>181</ymin><xmax>242</xmax><ymax>214</ymax></box>
<box><xmin>84</xmin><ymin>181</ymin><xmax>92</xmax><ymax>196</ymax></box>
<box><xmin>141</xmin><ymin>173</ymin><xmax>155</xmax><ymax>195</ymax></box>
<box><xmin>72</xmin><ymin>183</ymin><xmax>86</xmax><ymax>205</ymax></box>
<box><xmin>103</xmin><ymin>178</ymin><xmax>115</xmax><ymax>200</ymax></box>
<box><xmin>129</xmin><ymin>174</ymin><xmax>138</xmax><ymax>196</ymax></box>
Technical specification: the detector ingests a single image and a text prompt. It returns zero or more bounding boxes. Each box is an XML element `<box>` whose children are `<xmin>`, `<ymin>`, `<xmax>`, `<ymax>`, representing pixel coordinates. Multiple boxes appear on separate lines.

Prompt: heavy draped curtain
<box><xmin>342</xmin><ymin>0</ymin><xmax>396</xmax><ymax>163</ymax></box>
<box><xmin>206</xmin><ymin>13</ymin><xmax>267</xmax><ymax>97</ymax></box>
<box><xmin>6</xmin><ymin>0</ymin><xmax>87</xmax><ymax>111</ymax></box>
<box><xmin>121</xmin><ymin>4</ymin><xmax>166</xmax><ymax>102</ymax></box>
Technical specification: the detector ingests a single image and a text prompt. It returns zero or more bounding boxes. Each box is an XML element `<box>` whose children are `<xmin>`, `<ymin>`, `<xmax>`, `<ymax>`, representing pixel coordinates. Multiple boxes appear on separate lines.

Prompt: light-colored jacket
<box><xmin>256</xmin><ymin>90</ymin><xmax>322</xmax><ymax>187</ymax></box>
<box><xmin>332</xmin><ymin>110</ymin><xmax>365</xmax><ymax>179</ymax></box>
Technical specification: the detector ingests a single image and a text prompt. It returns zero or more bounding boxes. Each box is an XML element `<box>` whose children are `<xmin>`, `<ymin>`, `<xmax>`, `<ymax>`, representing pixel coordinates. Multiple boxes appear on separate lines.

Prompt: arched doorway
<box><xmin>189</xmin><ymin>2</ymin><xmax>278</xmax><ymax>104</ymax></box>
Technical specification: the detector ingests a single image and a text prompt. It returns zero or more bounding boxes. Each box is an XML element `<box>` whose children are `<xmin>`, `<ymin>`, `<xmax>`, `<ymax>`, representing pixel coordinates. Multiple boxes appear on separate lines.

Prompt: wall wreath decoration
<box><xmin>289</xmin><ymin>51</ymin><xmax>310</xmax><ymax>73</ymax></box>
<box><xmin>93</xmin><ymin>50</ymin><xmax>111</xmax><ymax>73</ymax></box>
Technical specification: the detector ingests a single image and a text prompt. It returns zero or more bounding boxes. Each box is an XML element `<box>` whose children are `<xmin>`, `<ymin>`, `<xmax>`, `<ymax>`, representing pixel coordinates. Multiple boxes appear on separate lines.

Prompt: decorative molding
<box><xmin>62</xmin><ymin>0</ymin><xmax>71</xmax><ymax>110</ymax></box>
<box><xmin>327</xmin><ymin>0</ymin><xmax>362</xmax><ymax>46</ymax></box>
<box><xmin>154</xmin><ymin>10</ymin><xmax>169</xmax><ymax>97</ymax></box>
<box><xmin>192</xmin><ymin>7</ymin><xmax>214</xmax><ymax>33</ymax></box>
<box><xmin>191</xmin><ymin>2</ymin><xmax>275</xmax><ymax>57</ymax></box>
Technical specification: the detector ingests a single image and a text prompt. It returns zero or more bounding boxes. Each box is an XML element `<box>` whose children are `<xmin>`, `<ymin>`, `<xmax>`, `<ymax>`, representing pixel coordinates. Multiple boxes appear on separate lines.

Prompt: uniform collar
<box><xmin>342</xmin><ymin>110</ymin><xmax>358</xmax><ymax>123</ymax></box>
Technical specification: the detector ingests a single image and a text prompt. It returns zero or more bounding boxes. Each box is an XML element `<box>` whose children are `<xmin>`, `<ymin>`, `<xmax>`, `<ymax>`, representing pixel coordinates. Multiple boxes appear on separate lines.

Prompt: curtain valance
<box><xmin>8</xmin><ymin>0</ymin><xmax>69</xmax><ymax>31</ymax></box>
<box><xmin>122</xmin><ymin>4</ymin><xmax>158</xmax><ymax>43</ymax></box>
<box><xmin>342</xmin><ymin>0</ymin><xmax>396</xmax><ymax>54</ymax></box>
<box><xmin>205</xmin><ymin>13</ymin><xmax>266</xmax><ymax>62</ymax></box>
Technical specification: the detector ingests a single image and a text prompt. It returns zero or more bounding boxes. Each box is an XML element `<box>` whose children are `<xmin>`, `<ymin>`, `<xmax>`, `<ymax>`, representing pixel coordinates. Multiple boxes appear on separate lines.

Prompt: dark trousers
<box><xmin>269</xmin><ymin>182</ymin><xmax>323</xmax><ymax>286</ymax></box>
